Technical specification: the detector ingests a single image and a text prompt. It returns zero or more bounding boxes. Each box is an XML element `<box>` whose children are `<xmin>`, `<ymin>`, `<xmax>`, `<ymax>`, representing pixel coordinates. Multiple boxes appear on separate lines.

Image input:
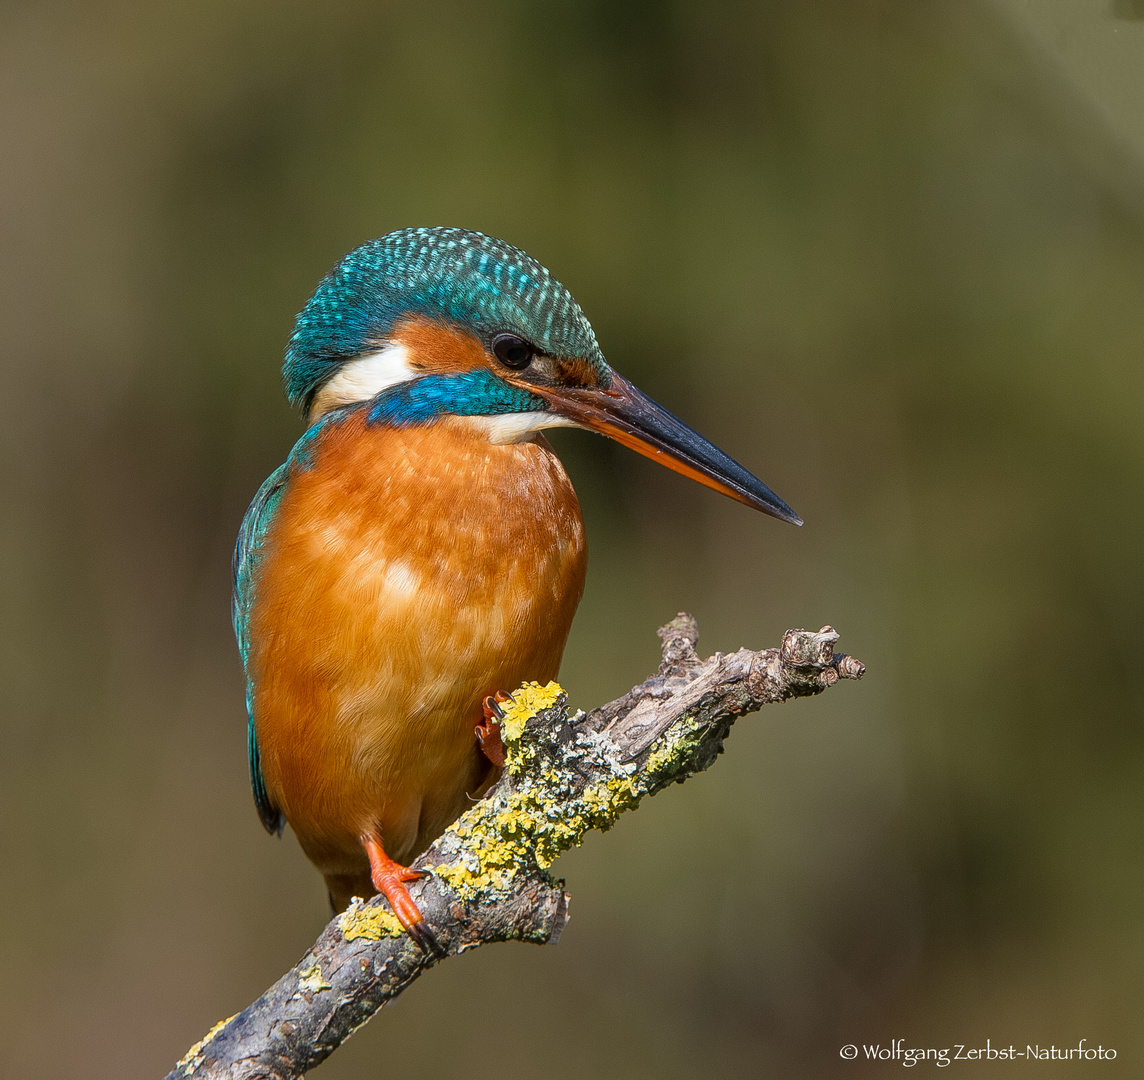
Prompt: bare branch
<box><xmin>167</xmin><ymin>616</ymin><xmax>864</xmax><ymax>1080</ymax></box>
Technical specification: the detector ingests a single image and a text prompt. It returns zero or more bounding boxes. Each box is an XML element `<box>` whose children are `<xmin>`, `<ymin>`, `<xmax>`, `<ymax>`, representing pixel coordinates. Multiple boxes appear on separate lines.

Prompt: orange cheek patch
<box><xmin>387</xmin><ymin>315</ymin><xmax>492</xmax><ymax>375</ymax></box>
<box><xmin>386</xmin><ymin>314</ymin><xmax>601</xmax><ymax>391</ymax></box>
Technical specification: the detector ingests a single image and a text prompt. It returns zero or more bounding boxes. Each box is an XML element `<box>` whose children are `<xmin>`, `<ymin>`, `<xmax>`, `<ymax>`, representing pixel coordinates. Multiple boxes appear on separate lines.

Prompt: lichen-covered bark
<box><xmin>166</xmin><ymin>617</ymin><xmax>863</xmax><ymax>1080</ymax></box>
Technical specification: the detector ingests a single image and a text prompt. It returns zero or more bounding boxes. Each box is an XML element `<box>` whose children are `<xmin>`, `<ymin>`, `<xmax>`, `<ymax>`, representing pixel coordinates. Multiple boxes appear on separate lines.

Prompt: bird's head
<box><xmin>283</xmin><ymin>227</ymin><xmax>801</xmax><ymax>524</ymax></box>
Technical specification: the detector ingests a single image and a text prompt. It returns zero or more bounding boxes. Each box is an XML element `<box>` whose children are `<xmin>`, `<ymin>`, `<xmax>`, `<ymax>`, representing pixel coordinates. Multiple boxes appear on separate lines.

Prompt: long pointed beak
<box><xmin>532</xmin><ymin>372</ymin><xmax>802</xmax><ymax>525</ymax></box>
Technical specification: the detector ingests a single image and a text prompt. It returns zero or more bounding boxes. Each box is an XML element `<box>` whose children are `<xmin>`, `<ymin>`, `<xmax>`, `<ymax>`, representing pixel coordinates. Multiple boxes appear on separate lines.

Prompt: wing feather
<box><xmin>232</xmin><ymin>463</ymin><xmax>289</xmax><ymax>836</ymax></box>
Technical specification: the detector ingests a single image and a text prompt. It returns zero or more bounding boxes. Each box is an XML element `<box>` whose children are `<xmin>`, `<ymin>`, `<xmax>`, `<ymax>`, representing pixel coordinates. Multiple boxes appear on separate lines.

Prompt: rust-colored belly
<box><xmin>247</xmin><ymin>414</ymin><xmax>586</xmax><ymax>905</ymax></box>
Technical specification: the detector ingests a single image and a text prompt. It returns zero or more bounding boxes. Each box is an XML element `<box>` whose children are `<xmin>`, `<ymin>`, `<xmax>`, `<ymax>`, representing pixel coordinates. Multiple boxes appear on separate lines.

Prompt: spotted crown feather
<box><xmin>284</xmin><ymin>228</ymin><xmax>607</xmax><ymax>413</ymax></box>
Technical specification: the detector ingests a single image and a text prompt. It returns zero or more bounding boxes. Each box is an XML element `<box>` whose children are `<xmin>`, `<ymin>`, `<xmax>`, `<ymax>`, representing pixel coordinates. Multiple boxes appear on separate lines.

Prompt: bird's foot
<box><xmin>361</xmin><ymin>835</ymin><xmax>440</xmax><ymax>955</ymax></box>
<box><xmin>476</xmin><ymin>691</ymin><xmax>513</xmax><ymax>767</ymax></box>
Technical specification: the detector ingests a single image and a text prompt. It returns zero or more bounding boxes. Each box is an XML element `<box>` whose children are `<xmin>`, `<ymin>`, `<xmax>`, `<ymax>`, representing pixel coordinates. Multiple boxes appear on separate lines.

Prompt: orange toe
<box><xmin>361</xmin><ymin>834</ymin><xmax>434</xmax><ymax>946</ymax></box>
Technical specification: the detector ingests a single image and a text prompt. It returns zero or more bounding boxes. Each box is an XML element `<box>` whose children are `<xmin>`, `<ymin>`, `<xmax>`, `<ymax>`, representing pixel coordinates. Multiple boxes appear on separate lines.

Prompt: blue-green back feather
<box><xmin>232</xmin><ymin>463</ymin><xmax>289</xmax><ymax>836</ymax></box>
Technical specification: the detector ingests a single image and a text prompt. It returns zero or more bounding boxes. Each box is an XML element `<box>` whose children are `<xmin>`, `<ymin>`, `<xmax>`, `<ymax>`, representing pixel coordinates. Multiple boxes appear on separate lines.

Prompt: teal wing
<box><xmin>232</xmin><ymin>463</ymin><xmax>290</xmax><ymax>836</ymax></box>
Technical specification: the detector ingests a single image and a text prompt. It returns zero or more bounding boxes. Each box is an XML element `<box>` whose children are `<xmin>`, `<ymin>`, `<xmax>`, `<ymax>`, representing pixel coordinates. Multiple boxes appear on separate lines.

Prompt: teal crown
<box><xmin>284</xmin><ymin>228</ymin><xmax>607</xmax><ymax>413</ymax></box>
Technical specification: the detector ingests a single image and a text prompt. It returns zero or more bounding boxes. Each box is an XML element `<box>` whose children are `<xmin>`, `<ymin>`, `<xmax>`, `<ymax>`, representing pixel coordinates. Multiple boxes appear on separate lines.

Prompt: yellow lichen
<box><xmin>338</xmin><ymin>897</ymin><xmax>404</xmax><ymax>941</ymax></box>
<box><xmin>432</xmin><ymin>678</ymin><xmax>646</xmax><ymax>902</ymax></box>
<box><xmin>176</xmin><ymin>1014</ymin><xmax>237</xmax><ymax>1074</ymax></box>
<box><xmin>432</xmin><ymin>683</ymin><xmax>700</xmax><ymax>909</ymax></box>
<box><xmin>297</xmin><ymin>956</ymin><xmax>331</xmax><ymax>993</ymax></box>
<box><xmin>498</xmin><ymin>681</ymin><xmax>563</xmax><ymax>742</ymax></box>
<box><xmin>644</xmin><ymin>714</ymin><xmax>704</xmax><ymax>775</ymax></box>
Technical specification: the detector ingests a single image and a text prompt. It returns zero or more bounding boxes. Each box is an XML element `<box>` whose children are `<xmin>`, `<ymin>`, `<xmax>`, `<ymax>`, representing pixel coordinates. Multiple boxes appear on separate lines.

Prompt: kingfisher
<box><xmin>233</xmin><ymin>227</ymin><xmax>800</xmax><ymax>950</ymax></box>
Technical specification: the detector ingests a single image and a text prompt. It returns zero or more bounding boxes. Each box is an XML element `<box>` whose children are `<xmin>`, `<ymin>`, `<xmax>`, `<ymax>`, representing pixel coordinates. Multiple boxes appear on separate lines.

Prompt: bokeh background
<box><xmin>3</xmin><ymin>1</ymin><xmax>1143</xmax><ymax>1076</ymax></box>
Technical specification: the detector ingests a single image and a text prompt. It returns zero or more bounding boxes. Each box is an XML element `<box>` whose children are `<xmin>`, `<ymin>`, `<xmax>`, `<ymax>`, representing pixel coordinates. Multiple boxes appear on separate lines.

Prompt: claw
<box><xmin>476</xmin><ymin>694</ymin><xmax>508</xmax><ymax>768</ymax></box>
<box><xmin>484</xmin><ymin>691</ymin><xmax>513</xmax><ymax>718</ymax></box>
<box><xmin>361</xmin><ymin>835</ymin><xmax>437</xmax><ymax>951</ymax></box>
<box><xmin>484</xmin><ymin>695</ymin><xmax>505</xmax><ymax>720</ymax></box>
<box><xmin>406</xmin><ymin>918</ymin><xmax>443</xmax><ymax>957</ymax></box>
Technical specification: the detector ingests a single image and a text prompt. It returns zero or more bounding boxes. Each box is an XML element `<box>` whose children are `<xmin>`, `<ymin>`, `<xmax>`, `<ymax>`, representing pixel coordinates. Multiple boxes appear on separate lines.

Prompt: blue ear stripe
<box><xmin>366</xmin><ymin>369</ymin><xmax>547</xmax><ymax>427</ymax></box>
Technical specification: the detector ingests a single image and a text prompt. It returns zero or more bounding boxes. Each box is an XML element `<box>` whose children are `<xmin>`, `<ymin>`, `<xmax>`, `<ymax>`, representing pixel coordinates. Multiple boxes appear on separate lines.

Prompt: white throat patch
<box><xmin>459</xmin><ymin>411</ymin><xmax>583</xmax><ymax>444</ymax></box>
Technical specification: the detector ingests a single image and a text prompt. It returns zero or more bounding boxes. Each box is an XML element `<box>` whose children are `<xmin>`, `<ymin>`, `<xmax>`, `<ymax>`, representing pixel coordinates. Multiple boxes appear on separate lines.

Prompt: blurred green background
<box><xmin>2</xmin><ymin>1</ymin><xmax>1143</xmax><ymax>1076</ymax></box>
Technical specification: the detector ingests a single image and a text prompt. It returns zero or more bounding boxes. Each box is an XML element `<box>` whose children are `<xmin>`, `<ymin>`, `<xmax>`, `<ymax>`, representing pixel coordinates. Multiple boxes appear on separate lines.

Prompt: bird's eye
<box><xmin>492</xmin><ymin>333</ymin><xmax>535</xmax><ymax>370</ymax></box>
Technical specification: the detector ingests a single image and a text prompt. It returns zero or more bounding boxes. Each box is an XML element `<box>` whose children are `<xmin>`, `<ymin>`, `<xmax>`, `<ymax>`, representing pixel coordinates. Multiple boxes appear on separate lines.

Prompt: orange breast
<box><xmin>247</xmin><ymin>411</ymin><xmax>586</xmax><ymax>892</ymax></box>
